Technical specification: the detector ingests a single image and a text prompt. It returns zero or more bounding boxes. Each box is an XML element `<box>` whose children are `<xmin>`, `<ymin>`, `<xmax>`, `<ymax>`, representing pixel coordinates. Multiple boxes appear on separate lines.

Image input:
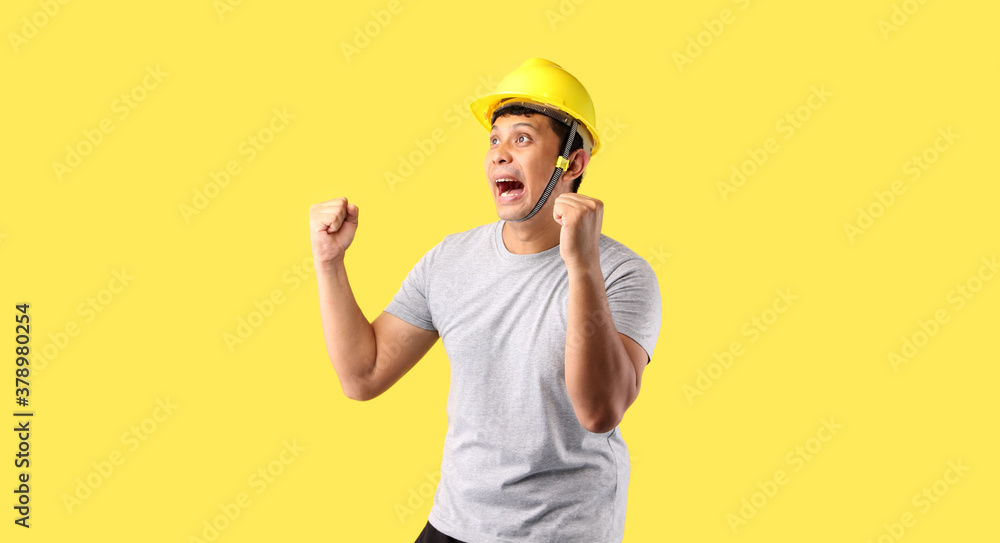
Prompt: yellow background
<box><xmin>2</xmin><ymin>0</ymin><xmax>998</xmax><ymax>541</ymax></box>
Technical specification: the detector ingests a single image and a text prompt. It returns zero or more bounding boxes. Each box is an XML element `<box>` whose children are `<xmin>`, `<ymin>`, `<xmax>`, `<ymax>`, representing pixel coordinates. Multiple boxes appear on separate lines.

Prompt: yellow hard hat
<box><xmin>470</xmin><ymin>58</ymin><xmax>600</xmax><ymax>156</ymax></box>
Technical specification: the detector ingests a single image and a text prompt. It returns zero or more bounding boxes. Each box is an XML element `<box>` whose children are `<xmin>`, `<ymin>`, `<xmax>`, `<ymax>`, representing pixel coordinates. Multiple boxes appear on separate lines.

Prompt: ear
<box><xmin>562</xmin><ymin>148</ymin><xmax>590</xmax><ymax>185</ymax></box>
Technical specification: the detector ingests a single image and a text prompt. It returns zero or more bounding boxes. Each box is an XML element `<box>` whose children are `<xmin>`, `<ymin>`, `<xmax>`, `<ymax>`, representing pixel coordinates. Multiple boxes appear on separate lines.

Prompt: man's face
<box><xmin>485</xmin><ymin>113</ymin><xmax>564</xmax><ymax>221</ymax></box>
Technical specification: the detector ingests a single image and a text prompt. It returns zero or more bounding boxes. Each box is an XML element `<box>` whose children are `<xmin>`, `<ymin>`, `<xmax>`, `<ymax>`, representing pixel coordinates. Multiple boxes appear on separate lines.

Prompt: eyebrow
<box><xmin>490</xmin><ymin>121</ymin><xmax>539</xmax><ymax>133</ymax></box>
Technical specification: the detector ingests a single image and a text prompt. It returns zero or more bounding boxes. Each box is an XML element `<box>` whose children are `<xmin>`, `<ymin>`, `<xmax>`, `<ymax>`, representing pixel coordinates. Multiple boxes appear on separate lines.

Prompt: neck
<box><xmin>502</xmin><ymin>216</ymin><xmax>560</xmax><ymax>254</ymax></box>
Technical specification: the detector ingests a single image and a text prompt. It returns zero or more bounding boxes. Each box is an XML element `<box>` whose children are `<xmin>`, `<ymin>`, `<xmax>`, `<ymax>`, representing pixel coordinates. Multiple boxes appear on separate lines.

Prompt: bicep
<box><xmin>362</xmin><ymin>311</ymin><xmax>439</xmax><ymax>399</ymax></box>
<box><xmin>605</xmin><ymin>258</ymin><xmax>662</xmax><ymax>367</ymax></box>
<box><xmin>620</xmin><ymin>332</ymin><xmax>648</xmax><ymax>409</ymax></box>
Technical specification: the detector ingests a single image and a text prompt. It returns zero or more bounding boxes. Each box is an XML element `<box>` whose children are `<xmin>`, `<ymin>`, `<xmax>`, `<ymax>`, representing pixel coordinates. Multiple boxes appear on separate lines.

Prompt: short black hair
<box><xmin>491</xmin><ymin>104</ymin><xmax>586</xmax><ymax>193</ymax></box>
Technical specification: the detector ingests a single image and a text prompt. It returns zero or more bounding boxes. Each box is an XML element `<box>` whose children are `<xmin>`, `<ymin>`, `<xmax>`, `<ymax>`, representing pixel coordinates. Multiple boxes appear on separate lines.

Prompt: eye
<box><xmin>517</xmin><ymin>134</ymin><xmax>530</xmax><ymax>143</ymax></box>
<box><xmin>490</xmin><ymin>136</ymin><xmax>499</xmax><ymax>145</ymax></box>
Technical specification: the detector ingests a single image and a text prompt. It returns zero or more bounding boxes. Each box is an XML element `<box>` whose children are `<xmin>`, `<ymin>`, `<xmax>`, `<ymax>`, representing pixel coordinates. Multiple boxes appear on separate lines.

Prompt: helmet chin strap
<box><xmin>509</xmin><ymin>120</ymin><xmax>579</xmax><ymax>223</ymax></box>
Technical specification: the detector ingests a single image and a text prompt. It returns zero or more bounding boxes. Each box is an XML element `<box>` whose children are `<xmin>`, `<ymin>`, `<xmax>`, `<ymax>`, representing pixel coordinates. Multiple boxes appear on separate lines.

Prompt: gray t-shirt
<box><xmin>384</xmin><ymin>219</ymin><xmax>662</xmax><ymax>543</ymax></box>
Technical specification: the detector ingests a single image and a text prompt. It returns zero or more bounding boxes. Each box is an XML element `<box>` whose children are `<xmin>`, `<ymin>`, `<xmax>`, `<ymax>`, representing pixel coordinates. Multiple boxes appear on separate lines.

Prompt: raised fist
<box><xmin>309</xmin><ymin>197</ymin><xmax>359</xmax><ymax>264</ymax></box>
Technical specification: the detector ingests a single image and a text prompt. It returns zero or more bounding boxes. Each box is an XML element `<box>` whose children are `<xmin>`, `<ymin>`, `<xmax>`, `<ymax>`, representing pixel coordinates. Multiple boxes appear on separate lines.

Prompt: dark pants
<box><xmin>413</xmin><ymin>520</ymin><xmax>466</xmax><ymax>543</ymax></box>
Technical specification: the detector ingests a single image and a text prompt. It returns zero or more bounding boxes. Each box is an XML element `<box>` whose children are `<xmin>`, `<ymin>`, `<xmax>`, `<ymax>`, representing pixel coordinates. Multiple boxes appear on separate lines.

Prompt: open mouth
<box><xmin>495</xmin><ymin>178</ymin><xmax>525</xmax><ymax>200</ymax></box>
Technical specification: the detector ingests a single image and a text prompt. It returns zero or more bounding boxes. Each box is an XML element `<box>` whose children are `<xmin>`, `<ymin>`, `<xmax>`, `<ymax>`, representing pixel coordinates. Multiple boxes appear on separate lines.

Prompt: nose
<box><xmin>490</xmin><ymin>137</ymin><xmax>511</xmax><ymax>166</ymax></box>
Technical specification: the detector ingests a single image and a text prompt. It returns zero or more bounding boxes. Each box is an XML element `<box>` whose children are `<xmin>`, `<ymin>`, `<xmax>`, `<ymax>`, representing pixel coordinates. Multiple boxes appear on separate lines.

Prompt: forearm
<box><xmin>315</xmin><ymin>257</ymin><xmax>377</xmax><ymax>396</ymax></box>
<box><xmin>564</xmin><ymin>262</ymin><xmax>636</xmax><ymax>433</ymax></box>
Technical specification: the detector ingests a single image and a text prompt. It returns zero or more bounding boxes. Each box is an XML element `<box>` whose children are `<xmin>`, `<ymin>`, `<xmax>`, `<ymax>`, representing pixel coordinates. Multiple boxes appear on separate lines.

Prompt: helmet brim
<box><xmin>470</xmin><ymin>93</ymin><xmax>600</xmax><ymax>156</ymax></box>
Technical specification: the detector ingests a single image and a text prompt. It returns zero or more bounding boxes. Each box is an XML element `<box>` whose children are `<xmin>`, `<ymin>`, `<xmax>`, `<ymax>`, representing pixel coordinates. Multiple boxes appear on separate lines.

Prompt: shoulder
<box><xmin>598</xmin><ymin>232</ymin><xmax>652</xmax><ymax>274</ymax></box>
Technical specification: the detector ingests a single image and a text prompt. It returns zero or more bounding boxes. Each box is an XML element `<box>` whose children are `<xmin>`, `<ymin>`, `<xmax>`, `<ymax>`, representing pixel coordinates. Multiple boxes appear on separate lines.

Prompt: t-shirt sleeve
<box><xmin>383</xmin><ymin>243</ymin><xmax>439</xmax><ymax>332</ymax></box>
<box><xmin>605</xmin><ymin>257</ymin><xmax>662</xmax><ymax>364</ymax></box>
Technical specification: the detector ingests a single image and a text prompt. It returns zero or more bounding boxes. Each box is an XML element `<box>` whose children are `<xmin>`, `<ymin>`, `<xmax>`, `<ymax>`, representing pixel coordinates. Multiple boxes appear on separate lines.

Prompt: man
<box><xmin>309</xmin><ymin>58</ymin><xmax>661</xmax><ymax>543</ymax></box>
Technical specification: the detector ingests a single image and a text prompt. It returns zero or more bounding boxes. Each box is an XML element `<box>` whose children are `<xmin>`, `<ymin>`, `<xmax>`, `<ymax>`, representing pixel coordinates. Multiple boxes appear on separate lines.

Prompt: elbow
<box><xmin>570</xmin><ymin>385</ymin><xmax>633</xmax><ymax>434</ymax></box>
<box><xmin>341</xmin><ymin>383</ymin><xmax>374</xmax><ymax>402</ymax></box>
<box><xmin>578</xmin><ymin>408</ymin><xmax>622</xmax><ymax>434</ymax></box>
<box><xmin>332</xmin><ymin>360</ymin><xmax>377</xmax><ymax>402</ymax></box>
<box><xmin>339</xmin><ymin>373</ymin><xmax>380</xmax><ymax>401</ymax></box>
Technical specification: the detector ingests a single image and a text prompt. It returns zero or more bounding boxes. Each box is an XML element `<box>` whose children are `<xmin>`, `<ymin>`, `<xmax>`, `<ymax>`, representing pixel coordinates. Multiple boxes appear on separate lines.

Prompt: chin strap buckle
<box><xmin>555</xmin><ymin>156</ymin><xmax>570</xmax><ymax>171</ymax></box>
